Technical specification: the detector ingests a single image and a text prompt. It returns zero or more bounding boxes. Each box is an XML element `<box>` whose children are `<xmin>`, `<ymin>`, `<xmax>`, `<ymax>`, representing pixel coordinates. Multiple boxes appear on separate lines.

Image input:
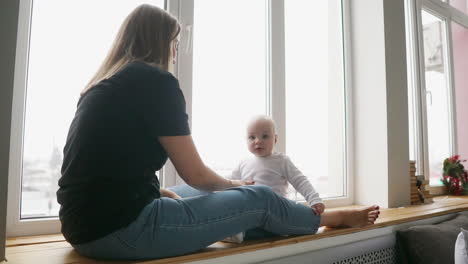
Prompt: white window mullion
<box><xmin>443</xmin><ymin>11</ymin><xmax>459</xmax><ymax>156</ymax></box>
<box><xmin>415</xmin><ymin>0</ymin><xmax>433</xmax><ymax>189</ymax></box>
<box><xmin>340</xmin><ymin>0</ymin><xmax>354</xmax><ymax>206</ymax></box>
<box><xmin>407</xmin><ymin>0</ymin><xmax>428</xmax><ymax>177</ymax></box>
<box><xmin>268</xmin><ymin>0</ymin><xmax>286</xmax><ymax>154</ymax></box>
<box><xmin>1</xmin><ymin>0</ymin><xmax>22</xmax><ymax>254</ymax></box>
<box><xmin>164</xmin><ymin>0</ymin><xmax>194</xmax><ymax>187</ymax></box>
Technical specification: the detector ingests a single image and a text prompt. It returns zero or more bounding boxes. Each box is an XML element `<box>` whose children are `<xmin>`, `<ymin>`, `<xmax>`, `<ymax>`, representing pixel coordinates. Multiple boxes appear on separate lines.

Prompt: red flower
<box><xmin>450</xmin><ymin>155</ymin><xmax>460</xmax><ymax>162</ymax></box>
<box><xmin>441</xmin><ymin>155</ymin><xmax>468</xmax><ymax>195</ymax></box>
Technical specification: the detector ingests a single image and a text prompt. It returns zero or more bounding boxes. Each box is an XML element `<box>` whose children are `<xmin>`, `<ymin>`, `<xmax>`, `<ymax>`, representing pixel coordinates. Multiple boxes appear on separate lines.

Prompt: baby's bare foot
<box><xmin>343</xmin><ymin>205</ymin><xmax>380</xmax><ymax>228</ymax></box>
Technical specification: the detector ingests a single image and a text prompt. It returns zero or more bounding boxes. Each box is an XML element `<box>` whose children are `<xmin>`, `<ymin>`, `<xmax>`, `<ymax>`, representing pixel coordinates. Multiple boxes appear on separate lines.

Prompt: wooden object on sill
<box><xmin>410</xmin><ymin>161</ymin><xmax>422</xmax><ymax>205</ymax></box>
<box><xmin>419</xmin><ymin>179</ymin><xmax>433</xmax><ymax>203</ymax></box>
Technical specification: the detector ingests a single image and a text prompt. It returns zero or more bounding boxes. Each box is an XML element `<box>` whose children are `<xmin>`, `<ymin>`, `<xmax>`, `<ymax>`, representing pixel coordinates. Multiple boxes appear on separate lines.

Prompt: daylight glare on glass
<box><xmin>21</xmin><ymin>0</ymin><xmax>164</xmax><ymax>219</ymax></box>
<box><xmin>21</xmin><ymin>0</ymin><xmax>343</xmax><ymax>219</ymax></box>
<box><xmin>285</xmin><ymin>0</ymin><xmax>345</xmax><ymax>198</ymax></box>
<box><xmin>191</xmin><ymin>0</ymin><xmax>268</xmax><ymax>177</ymax></box>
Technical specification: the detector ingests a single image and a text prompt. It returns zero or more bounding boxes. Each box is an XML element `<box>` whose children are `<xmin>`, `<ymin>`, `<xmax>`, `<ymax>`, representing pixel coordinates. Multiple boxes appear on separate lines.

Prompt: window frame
<box><xmin>7</xmin><ymin>0</ymin><xmax>353</xmax><ymax>237</ymax></box>
<box><xmin>1</xmin><ymin>0</ymin><xmax>21</xmax><ymax>259</ymax></box>
<box><xmin>163</xmin><ymin>0</ymin><xmax>193</xmax><ymax>187</ymax></box>
<box><xmin>166</xmin><ymin>0</ymin><xmax>353</xmax><ymax>207</ymax></box>
<box><xmin>406</xmin><ymin>0</ymin><xmax>428</xmax><ymax>180</ymax></box>
<box><xmin>7</xmin><ymin>0</ymin><xmax>171</xmax><ymax>237</ymax></box>
<box><xmin>6</xmin><ymin>0</ymin><xmax>62</xmax><ymax>237</ymax></box>
<box><xmin>407</xmin><ymin>0</ymin><xmax>468</xmax><ymax>193</ymax></box>
<box><xmin>341</xmin><ymin>0</ymin><xmax>355</xmax><ymax>207</ymax></box>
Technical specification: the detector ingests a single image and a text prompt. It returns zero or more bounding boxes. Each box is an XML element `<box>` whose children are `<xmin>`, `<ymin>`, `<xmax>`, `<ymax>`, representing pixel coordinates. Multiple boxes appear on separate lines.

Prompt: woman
<box><xmin>57</xmin><ymin>4</ymin><xmax>379</xmax><ymax>260</ymax></box>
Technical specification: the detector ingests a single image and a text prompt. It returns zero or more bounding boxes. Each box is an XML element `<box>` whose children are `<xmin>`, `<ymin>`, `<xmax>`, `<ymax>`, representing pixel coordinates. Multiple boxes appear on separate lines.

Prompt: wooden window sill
<box><xmin>6</xmin><ymin>195</ymin><xmax>468</xmax><ymax>264</ymax></box>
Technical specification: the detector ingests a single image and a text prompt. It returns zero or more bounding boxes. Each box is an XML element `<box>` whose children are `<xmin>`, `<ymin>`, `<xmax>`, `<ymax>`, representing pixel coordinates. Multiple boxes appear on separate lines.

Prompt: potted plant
<box><xmin>441</xmin><ymin>155</ymin><xmax>468</xmax><ymax>195</ymax></box>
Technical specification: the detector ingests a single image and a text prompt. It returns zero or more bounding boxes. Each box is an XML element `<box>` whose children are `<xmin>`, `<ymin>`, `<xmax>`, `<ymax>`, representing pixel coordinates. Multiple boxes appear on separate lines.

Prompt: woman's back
<box><xmin>57</xmin><ymin>61</ymin><xmax>190</xmax><ymax>245</ymax></box>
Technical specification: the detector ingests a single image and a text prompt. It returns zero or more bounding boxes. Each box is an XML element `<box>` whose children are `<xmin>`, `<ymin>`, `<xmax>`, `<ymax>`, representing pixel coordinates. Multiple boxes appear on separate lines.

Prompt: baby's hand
<box><xmin>311</xmin><ymin>203</ymin><xmax>325</xmax><ymax>215</ymax></box>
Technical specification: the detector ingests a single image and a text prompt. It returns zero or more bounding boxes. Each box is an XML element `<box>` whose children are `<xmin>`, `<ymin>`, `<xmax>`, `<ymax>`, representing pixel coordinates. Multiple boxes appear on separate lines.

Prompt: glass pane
<box><xmin>284</xmin><ymin>0</ymin><xmax>345</xmax><ymax>198</ymax></box>
<box><xmin>452</xmin><ymin>22</ymin><xmax>468</xmax><ymax>160</ymax></box>
<box><xmin>450</xmin><ymin>0</ymin><xmax>468</xmax><ymax>14</ymax></box>
<box><xmin>192</xmin><ymin>0</ymin><xmax>268</xmax><ymax>177</ymax></box>
<box><xmin>421</xmin><ymin>10</ymin><xmax>451</xmax><ymax>185</ymax></box>
<box><xmin>22</xmin><ymin>0</ymin><xmax>164</xmax><ymax>219</ymax></box>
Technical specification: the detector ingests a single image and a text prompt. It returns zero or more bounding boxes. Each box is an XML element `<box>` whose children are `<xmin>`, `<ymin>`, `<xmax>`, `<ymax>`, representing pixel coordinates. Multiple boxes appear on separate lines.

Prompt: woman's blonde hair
<box><xmin>82</xmin><ymin>4</ymin><xmax>180</xmax><ymax>95</ymax></box>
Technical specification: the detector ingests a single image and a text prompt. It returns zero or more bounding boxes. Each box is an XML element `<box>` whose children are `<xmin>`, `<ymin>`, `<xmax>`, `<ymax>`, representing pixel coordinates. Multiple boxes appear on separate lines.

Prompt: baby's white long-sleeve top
<box><xmin>228</xmin><ymin>152</ymin><xmax>322</xmax><ymax>206</ymax></box>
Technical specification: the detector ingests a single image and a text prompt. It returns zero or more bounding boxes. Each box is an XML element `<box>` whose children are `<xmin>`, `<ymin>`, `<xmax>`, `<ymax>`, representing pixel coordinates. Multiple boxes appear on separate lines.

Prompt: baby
<box><xmin>224</xmin><ymin>115</ymin><xmax>325</xmax><ymax>243</ymax></box>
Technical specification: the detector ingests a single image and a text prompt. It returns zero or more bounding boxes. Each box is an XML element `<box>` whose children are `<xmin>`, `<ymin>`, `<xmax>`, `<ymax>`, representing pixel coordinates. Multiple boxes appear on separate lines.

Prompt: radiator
<box><xmin>333</xmin><ymin>247</ymin><xmax>396</xmax><ymax>264</ymax></box>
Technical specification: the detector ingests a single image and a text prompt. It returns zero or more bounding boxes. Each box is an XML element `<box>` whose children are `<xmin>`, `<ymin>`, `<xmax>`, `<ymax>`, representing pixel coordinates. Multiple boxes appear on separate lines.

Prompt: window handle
<box><xmin>184</xmin><ymin>24</ymin><xmax>193</xmax><ymax>53</ymax></box>
<box><xmin>426</xmin><ymin>90</ymin><xmax>432</xmax><ymax>106</ymax></box>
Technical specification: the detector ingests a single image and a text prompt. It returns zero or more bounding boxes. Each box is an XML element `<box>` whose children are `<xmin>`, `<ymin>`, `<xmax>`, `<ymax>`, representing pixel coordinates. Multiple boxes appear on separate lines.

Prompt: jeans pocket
<box><xmin>112</xmin><ymin>227</ymin><xmax>143</xmax><ymax>249</ymax></box>
<box><xmin>112</xmin><ymin>203</ymin><xmax>155</xmax><ymax>249</ymax></box>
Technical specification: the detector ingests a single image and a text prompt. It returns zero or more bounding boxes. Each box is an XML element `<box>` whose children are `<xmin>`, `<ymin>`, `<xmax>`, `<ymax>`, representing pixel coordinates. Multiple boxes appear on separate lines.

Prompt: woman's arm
<box><xmin>158</xmin><ymin>135</ymin><xmax>249</xmax><ymax>192</ymax></box>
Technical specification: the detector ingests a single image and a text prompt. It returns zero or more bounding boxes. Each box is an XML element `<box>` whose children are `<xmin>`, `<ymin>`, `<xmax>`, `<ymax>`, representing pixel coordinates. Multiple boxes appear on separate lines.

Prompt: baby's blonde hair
<box><xmin>247</xmin><ymin>115</ymin><xmax>277</xmax><ymax>133</ymax></box>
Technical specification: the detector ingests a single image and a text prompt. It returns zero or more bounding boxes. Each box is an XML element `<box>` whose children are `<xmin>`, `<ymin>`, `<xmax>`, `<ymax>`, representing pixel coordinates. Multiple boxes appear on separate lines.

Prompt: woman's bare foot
<box><xmin>320</xmin><ymin>205</ymin><xmax>380</xmax><ymax>228</ymax></box>
<box><xmin>343</xmin><ymin>205</ymin><xmax>380</xmax><ymax>227</ymax></box>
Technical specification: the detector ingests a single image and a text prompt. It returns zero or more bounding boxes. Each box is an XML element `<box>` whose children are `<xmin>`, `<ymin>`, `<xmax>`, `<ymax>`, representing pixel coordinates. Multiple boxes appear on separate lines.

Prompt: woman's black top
<box><xmin>57</xmin><ymin>62</ymin><xmax>190</xmax><ymax>245</ymax></box>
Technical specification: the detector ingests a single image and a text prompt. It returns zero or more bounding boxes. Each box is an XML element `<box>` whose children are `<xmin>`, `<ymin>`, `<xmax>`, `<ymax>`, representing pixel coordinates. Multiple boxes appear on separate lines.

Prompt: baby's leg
<box><xmin>320</xmin><ymin>205</ymin><xmax>380</xmax><ymax>228</ymax></box>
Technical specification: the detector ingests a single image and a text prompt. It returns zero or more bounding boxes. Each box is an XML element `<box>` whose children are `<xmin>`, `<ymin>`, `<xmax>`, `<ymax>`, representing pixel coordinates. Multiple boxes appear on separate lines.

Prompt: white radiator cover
<box><xmin>260</xmin><ymin>233</ymin><xmax>396</xmax><ymax>264</ymax></box>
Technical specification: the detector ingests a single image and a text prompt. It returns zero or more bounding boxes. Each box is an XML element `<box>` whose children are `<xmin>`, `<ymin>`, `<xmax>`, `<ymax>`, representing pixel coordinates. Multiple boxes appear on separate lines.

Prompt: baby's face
<box><xmin>246</xmin><ymin>120</ymin><xmax>277</xmax><ymax>157</ymax></box>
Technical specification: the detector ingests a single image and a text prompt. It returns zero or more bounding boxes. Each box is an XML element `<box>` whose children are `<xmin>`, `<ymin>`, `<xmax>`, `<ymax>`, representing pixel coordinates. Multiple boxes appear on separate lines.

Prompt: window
<box><xmin>284</xmin><ymin>0</ymin><xmax>346</xmax><ymax>198</ymax></box>
<box><xmin>9</xmin><ymin>0</ymin><xmax>349</xmax><ymax>237</ymax></box>
<box><xmin>191</xmin><ymin>0</ymin><xmax>268</xmax><ymax>177</ymax></box>
<box><xmin>406</xmin><ymin>0</ymin><xmax>424</xmax><ymax>174</ymax></box>
<box><xmin>187</xmin><ymin>0</ymin><xmax>348</xmax><ymax>201</ymax></box>
<box><xmin>421</xmin><ymin>10</ymin><xmax>452</xmax><ymax>185</ymax></box>
<box><xmin>8</xmin><ymin>0</ymin><xmax>164</xmax><ymax>236</ymax></box>
<box><xmin>406</xmin><ymin>0</ymin><xmax>468</xmax><ymax>189</ymax></box>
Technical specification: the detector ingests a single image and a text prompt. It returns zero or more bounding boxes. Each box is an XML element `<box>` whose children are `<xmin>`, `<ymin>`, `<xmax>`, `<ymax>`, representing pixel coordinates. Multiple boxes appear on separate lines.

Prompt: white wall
<box><xmin>0</xmin><ymin>0</ymin><xmax>20</xmax><ymax>260</ymax></box>
<box><xmin>452</xmin><ymin>22</ymin><xmax>468</xmax><ymax>159</ymax></box>
<box><xmin>351</xmin><ymin>0</ymin><xmax>410</xmax><ymax>208</ymax></box>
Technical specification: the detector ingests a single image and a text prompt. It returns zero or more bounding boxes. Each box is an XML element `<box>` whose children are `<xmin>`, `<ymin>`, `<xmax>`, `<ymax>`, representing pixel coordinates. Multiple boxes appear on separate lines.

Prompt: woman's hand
<box><xmin>159</xmin><ymin>135</ymin><xmax>237</xmax><ymax>191</ymax></box>
<box><xmin>229</xmin><ymin>179</ymin><xmax>255</xmax><ymax>188</ymax></box>
<box><xmin>160</xmin><ymin>188</ymin><xmax>182</xmax><ymax>199</ymax></box>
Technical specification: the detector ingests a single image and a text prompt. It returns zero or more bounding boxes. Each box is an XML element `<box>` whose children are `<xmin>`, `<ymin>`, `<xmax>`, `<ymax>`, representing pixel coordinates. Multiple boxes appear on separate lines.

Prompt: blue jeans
<box><xmin>73</xmin><ymin>185</ymin><xmax>320</xmax><ymax>260</ymax></box>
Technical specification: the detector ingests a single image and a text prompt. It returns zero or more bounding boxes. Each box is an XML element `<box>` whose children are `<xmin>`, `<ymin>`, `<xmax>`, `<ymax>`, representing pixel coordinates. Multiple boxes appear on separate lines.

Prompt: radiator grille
<box><xmin>332</xmin><ymin>247</ymin><xmax>396</xmax><ymax>264</ymax></box>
